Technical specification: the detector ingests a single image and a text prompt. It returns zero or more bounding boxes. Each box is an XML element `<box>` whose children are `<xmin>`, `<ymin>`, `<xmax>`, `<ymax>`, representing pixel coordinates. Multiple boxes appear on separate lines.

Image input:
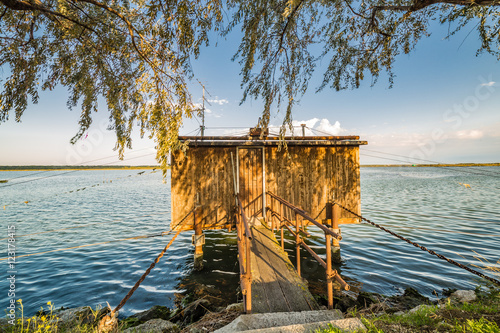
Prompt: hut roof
<box><xmin>178</xmin><ymin>136</ymin><xmax>367</xmax><ymax>147</ymax></box>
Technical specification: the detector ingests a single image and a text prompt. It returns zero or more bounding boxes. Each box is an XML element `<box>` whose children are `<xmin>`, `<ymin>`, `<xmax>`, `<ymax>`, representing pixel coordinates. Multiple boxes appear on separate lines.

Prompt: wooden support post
<box><xmin>295</xmin><ymin>213</ymin><xmax>301</xmax><ymax>277</ymax></box>
<box><xmin>244</xmin><ymin>233</ymin><xmax>252</xmax><ymax>313</ymax></box>
<box><xmin>332</xmin><ymin>204</ymin><xmax>341</xmax><ymax>264</ymax></box>
<box><xmin>325</xmin><ymin>233</ymin><xmax>333</xmax><ymax>309</ymax></box>
<box><xmin>280</xmin><ymin>202</ymin><xmax>284</xmax><ymax>250</ymax></box>
<box><xmin>280</xmin><ymin>226</ymin><xmax>284</xmax><ymax>250</ymax></box>
<box><xmin>270</xmin><ymin>196</ymin><xmax>274</xmax><ymax>231</ymax></box>
<box><xmin>193</xmin><ymin>206</ymin><xmax>204</xmax><ymax>271</ymax></box>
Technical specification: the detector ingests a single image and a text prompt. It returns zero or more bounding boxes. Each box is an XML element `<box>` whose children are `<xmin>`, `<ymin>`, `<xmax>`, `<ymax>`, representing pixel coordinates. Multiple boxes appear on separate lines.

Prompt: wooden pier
<box><xmin>249</xmin><ymin>219</ymin><xmax>319</xmax><ymax>313</ymax></box>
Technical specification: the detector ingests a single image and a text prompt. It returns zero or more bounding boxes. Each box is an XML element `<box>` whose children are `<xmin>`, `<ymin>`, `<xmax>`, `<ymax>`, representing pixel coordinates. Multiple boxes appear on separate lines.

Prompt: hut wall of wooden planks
<box><xmin>170</xmin><ymin>136</ymin><xmax>367</xmax><ymax>231</ymax></box>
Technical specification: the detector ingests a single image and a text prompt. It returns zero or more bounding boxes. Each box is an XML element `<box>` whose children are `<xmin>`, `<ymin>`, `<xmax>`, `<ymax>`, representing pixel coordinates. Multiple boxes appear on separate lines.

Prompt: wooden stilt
<box><xmin>193</xmin><ymin>207</ymin><xmax>204</xmax><ymax>271</ymax></box>
<box><xmin>332</xmin><ymin>204</ymin><xmax>341</xmax><ymax>264</ymax></box>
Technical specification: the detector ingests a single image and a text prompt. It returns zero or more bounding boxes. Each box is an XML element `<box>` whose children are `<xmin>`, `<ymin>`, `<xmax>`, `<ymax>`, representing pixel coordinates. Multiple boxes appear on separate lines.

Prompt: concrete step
<box><xmin>214</xmin><ymin>310</ymin><xmax>344</xmax><ymax>332</ymax></box>
<box><xmin>242</xmin><ymin>318</ymin><xmax>366</xmax><ymax>332</ymax></box>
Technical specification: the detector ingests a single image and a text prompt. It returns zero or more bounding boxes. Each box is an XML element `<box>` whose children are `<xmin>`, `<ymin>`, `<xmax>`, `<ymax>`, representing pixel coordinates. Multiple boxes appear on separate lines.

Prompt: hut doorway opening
<box><xmin>237</xmin><ymin>147</ymin><xmax>265</xmax><ymax>220</ymax></box>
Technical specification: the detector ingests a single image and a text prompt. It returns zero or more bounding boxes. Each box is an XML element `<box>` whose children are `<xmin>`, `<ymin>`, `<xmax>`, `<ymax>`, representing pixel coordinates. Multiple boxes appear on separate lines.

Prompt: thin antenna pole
<box><xmin>196</xmin><ymin>79</ymin><xmax>212</xmax><ymax>137</ymax></box>
<box><xmin>201</xmin><ymin>85</ymin><xmax>205</xmax><ymax>137</ymax></box>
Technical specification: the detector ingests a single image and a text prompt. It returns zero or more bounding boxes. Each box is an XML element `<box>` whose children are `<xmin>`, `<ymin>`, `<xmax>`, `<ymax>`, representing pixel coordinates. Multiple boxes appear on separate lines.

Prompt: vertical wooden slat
<box><xmin>171</xmin><ymin>143</ymin><xmax>361</xmax><ymax>231</ymax></box>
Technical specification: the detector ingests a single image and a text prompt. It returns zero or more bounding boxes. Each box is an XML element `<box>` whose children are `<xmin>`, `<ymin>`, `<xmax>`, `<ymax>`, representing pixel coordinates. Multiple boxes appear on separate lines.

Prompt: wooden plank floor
<box><xmin>249</xmin><ymin>220</ymin><xmax>320</xmax><ymax>313</ymax></box>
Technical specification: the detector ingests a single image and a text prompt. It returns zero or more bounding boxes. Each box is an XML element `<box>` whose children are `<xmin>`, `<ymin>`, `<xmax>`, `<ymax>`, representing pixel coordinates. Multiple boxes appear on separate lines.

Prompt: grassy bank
<box><xmin>319</xmin><ymin>285</ymin><xmax>500</xmax><ymax>333</ymax></box>
<box><xmin>3</xmin><ymin>285</ymin><xmax>498</xmax><ymax>332</ymax></box>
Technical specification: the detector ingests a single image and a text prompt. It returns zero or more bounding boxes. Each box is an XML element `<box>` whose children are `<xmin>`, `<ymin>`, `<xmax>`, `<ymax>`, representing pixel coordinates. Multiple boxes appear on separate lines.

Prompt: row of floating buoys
<box><xmin>1</xmin><ymin>169</ymin><xmax>158</xmax><ymax>210</ymax></box>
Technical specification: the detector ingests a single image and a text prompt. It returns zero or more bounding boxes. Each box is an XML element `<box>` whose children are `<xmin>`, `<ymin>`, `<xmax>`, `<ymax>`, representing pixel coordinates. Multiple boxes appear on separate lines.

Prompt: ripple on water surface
<box><xmin>1</xmin><ymin>167</ymin><xmax>499</xmax><ymax>316</ymax></box>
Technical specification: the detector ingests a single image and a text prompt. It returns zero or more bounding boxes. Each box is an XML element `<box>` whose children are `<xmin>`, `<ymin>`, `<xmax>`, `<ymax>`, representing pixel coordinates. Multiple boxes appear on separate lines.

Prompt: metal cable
<box><xmin>361</xmin><ymin>148</ymin><xmax>500</xmax><ymax>176</ymax></box>
<box><xmin>0</xmin><ymin>153</ymin><xmax>158</xmax><ymax>189</ymax></box>
<box><xmin>360</xmin><ymin>153</ymin><xmax>500</xmax><ymax>178</ymax></box>
<box><xmin>363</xmin><ymin>208</ymin><xmax>500</xmax><ymax>224</ymax></box>
<box><xmin>306</xmin><ymin>126</ymin><xmax>336</xmax><ymax>136</ymax></box>
<box><xmin>110</xmin><ymin>228</ymin><xmax>182</xmax><ymax>317</ymax></box>
<box><xmin>1</xmin><ymin>147</ymin><xmax>156</xmax><ymax>182</ymax></box>
<box><xmin>334</xmin><ymin>202</ymin><xmax>500</xmax><ymax>286</ymax></box>
<box><xmin>369</xmin><ymin>224</ymin><xmax>500</xmax><ymax>237</ymax></box>
<box><xmin>108</xmin><ymin>206</ymin><xmax>196</xmax><ymax>317</ymax></box>
<box><xmin>314</xmin><ymin>205</ymin><xmax>327</xmax><ymax>220</ymax></box>
<box><xmin>2</xmin><ymin>169</ymin><xmax>158</xmax><ymax>209</ymax></box>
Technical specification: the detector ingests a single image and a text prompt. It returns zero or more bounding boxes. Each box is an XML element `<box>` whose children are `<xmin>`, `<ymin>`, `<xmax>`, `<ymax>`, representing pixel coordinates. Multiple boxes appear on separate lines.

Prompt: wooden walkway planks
<box><xmin>249</xmin><ymin>220</ymin><xmax>320</xmax><ymax>313</ymax></box>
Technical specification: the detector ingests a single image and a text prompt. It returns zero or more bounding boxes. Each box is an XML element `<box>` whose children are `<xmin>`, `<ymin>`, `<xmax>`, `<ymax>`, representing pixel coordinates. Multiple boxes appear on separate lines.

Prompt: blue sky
<box><xmin>0</xmin><ymin>19</ymin><xmax>499</xmax><ymax>166</ymax></box>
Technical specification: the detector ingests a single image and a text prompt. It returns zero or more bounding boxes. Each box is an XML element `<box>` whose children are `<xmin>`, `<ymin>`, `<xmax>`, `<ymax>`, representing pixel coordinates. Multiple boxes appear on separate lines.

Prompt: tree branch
<box><xmin>371</xmin><ymin>0</ymin><xmax>500</xmax><ymax>16</ymax></box>
<box><xmin>0</xmin><ymin>0</ymin><xmax>99</xmax><ymax>35</ymax></box>
<box><xmin>75</xmin><ymin>0</ymin><xmax>177</xmax><ymax>83</ymax></box>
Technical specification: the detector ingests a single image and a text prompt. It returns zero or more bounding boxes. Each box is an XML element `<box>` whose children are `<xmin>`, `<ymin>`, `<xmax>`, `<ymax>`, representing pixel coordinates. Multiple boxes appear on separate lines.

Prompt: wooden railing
<box><xmin>266</xmin><ymin>191</ymin><xmax>350</xmax><ymax>309</ymax></box>
<box><xmin>235</xmin><ymin>194</ymin><xmax>252</xmax><ymax>313</ymax></box>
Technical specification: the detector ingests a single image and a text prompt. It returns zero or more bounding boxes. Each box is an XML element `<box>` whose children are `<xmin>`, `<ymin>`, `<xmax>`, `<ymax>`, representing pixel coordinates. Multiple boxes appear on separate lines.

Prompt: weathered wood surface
<box><xmin>239</xmin><ymin>148</ymin><xmax>263</xmax><ymax>219</ymax></box>
<box><xmin>171</xmin><ymin>143</ymin><xmax>362</xmax><ymax>231</ymax></box>
<box><xmin>264</xmin><ymin>146</ymin><xmax>361</xmax><ymax>224</ymax></box>
<box><xmin>250</xmin><ymin>220</ymin><xmax>319</xmax><ymax>313</ymax></box>
<box><xmin>171</xmin><ymin>148</ymin><xmax>236</xmax><ymax>231</ymax></box>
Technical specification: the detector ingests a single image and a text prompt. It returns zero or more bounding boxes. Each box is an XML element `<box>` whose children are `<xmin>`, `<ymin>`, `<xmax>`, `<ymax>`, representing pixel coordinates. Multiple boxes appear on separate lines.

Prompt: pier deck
<box><xmin>249</xmin><ymin>221</ymin><xmax>320</xmax><ymax>313</ymax></box>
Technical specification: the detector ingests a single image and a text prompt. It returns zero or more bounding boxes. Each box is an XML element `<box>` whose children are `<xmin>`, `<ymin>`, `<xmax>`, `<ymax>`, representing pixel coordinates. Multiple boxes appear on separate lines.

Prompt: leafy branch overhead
<box><xmin>0</xmin><ymin>0</ymin><xmax>498</xmax><ymax>170</ymax></box>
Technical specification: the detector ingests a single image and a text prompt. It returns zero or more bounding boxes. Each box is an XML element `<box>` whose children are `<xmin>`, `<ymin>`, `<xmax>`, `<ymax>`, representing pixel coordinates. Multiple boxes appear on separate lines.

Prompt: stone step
<box><xmin>242</xmin><ymin>318</ymin><xmax>366</xmax><ymax>333</ymax></box>
<box><xmin>214</xmin><ymin>310</ymin><xmax>343</xmax><ymax>332</ymax></box>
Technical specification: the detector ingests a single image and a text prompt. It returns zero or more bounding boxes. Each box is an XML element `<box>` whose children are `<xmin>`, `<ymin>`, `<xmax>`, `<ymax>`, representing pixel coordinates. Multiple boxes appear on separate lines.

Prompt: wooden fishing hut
<box><xmin>170</xmin><ymin>130</ymin><xmax>367</xmax><ymax>268</ymax></box>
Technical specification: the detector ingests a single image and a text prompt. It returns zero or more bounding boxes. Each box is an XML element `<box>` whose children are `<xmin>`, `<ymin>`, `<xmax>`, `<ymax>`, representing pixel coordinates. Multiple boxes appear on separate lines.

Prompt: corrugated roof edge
<box><xmin>177</xmin><ymin>137</ymin><xmax>367</xmax><ymax>147</ymax></box>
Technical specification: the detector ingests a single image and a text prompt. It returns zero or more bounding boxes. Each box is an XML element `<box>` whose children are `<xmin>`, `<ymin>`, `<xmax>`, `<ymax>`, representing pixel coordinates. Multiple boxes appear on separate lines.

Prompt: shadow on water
<box><xmin>275</xmin><ymin>228</ymin><xmax>363</xmax><ymax>303</ymax></box>
<box><xmin>174</xmin><ymin>230</ymin><xmax>241</xmax><ymax>309</ymax></box>
<box><xmin>177</xmin><ymin>227</ymin><xmax>362</xmax><ymax>309</ymax></box>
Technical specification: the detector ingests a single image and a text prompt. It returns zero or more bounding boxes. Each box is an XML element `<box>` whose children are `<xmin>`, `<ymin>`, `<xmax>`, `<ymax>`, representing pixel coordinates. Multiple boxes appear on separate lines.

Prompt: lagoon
<box><xmin>0</xmin><ymin>167</ymin><xmax>499</xmax><ymax>316</ymax></box>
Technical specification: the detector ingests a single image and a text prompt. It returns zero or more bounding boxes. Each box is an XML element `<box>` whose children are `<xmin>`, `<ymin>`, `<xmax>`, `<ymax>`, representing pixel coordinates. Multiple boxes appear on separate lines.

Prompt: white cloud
<box><xmin>193</xmin><ymin>103</ymin><xmax>212</xmax><ymax>113</ymax></box>
<box><xmin>290</xmin><ymin>118</ymin><xmax>346</xmax><ymax>136</ymax></box>
<box><xmin>208</xmin><ymin>97</ymin><xmax>229</xmax><ymax>105</ymax></box>
<box><xmin>316</xmin><ymin>119</ymin><xmax>346</xmax><ymax>135</ymax></box>
<box><xmin>480</xmin><ymin>81</ymin><xmax>496</xmax><ymax>87</ymax></box>
<box><xmin>267</xmin><ymin>118</ymin><xmax>346</xmax><ymax>136</ymax></box>
<box><xmin>454</xmin><ymin>130</ymin><xmax>484</xmax><ymax>139</ymax></box>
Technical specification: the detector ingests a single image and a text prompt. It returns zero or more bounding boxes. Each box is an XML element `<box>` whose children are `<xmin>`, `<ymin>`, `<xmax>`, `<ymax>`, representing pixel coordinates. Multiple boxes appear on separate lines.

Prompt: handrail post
<box><xmin>295</xmin><ymin>212</ymin><xmax>301</xmax><ymax>277</ymax></box>
<box><xmin>325</xmin><ymin>232</ymin><xmax>333</xmax><ymax>309</ymax></box>
<box><xmin>280</xmin><ymin>202</ymin><xmax>284</xmax><ymax>250</ymax></box>
<box><xmin>235</xmin><ymin>194</ymin><xmax>252</xmax><ymax>314</ymax></box>
<box><xmin>332</xmin><ymin>204</ymin><xmax>341</xmax><ymax>264</ymax></box>
<box><xmin>270</xmin><ymin>194</ymin><xmax>274</xmax><ymax>231</ymax></box>
<box><xmin>245</xmin><ymin>235</ymin><xmax>252</xmax><ymax>313</ymax></box>
<box><xmin>193</xmin><ymin>206</ymin><xmax>204</xmax><ymax>271</ymax></box>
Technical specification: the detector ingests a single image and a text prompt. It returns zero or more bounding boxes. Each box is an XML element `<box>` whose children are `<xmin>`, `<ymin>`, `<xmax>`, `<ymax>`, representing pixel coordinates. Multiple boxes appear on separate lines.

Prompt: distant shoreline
<box><xmin>0</xmin><ymin>165</ymin><xmax>159</xmax><ymax>171</ymax></box>
<box><xmin>361</xmin><ymin>162</ymin><xmax>500</xmax><ymax>168</ymax></box>
<box><xmin>0</xmin><ymin>163</ymin><xmax>498</xmax><ymax>171</ymax></box>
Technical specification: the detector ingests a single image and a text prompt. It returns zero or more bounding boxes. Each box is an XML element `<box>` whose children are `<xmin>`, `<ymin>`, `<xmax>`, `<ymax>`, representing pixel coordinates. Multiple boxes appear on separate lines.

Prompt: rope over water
<box><xmin>333</xmin><ymin>201</ymin><xmax>500</xmax><ymax>286</ymax></box>
<box><xmin>97</xmin><ymin>206</ymin><xmax>196</xmax><ymax>332</ymax></box>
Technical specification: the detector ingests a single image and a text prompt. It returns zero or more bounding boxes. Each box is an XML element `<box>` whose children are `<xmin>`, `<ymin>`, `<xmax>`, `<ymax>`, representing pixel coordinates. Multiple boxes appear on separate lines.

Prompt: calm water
<box><xmin>0</xmin><ymin>167</ymin><xmax>499</xmax><ymax>316</ymax></box>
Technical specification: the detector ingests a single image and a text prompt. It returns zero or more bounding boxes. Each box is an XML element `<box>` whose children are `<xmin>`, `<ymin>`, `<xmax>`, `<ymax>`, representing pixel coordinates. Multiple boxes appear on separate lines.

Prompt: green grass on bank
<box><xmin>2</xmin><ymin>286</ymin><xmax>500</xmax><ymax>332</ymax></box>
<box><xmin>2</xmin><ymin>300</ymin><xmax>103</xmax><ymax>333</ymax></box>
<box><xmin>317</xmin><ymin>285</ymin><xmax>500</xmax><ymax>333</ymax></box>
